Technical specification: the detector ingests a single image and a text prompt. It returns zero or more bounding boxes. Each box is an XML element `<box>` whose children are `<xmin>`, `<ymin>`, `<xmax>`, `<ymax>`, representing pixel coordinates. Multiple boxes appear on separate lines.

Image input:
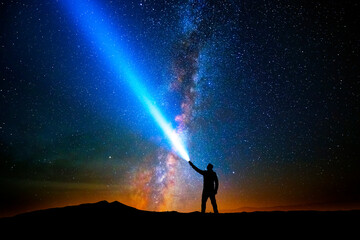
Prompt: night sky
<box><xmin>1</xmin><ymin>0</ymin><xmax>359</xmax><ymax>217</ymax></box>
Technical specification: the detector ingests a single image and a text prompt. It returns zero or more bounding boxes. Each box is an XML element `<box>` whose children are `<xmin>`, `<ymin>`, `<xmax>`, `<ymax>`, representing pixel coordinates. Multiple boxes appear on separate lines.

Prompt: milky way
<box><xmin>129</xmin><ymin>1</ymin><xmax>208</xmax><ymax>210</ymax></box>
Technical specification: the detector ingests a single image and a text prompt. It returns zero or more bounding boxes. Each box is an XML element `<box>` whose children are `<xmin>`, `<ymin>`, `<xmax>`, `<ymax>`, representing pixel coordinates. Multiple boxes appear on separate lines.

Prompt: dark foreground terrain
<box><xmin>1</xmin><ymin>201</ymin><xmax>358</xmax><ymax>237</ymax></box>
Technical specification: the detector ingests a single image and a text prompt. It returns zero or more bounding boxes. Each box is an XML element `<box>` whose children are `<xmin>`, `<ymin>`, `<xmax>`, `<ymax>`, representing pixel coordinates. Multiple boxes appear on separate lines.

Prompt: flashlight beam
<box><xmin>144</xmin><ymin>97</ymin><xmax>190</xmax><ymax>161</ymax></box>
<box><xmin>61</xmin><ymin>0</ymin><xmax>190</xmax><ymax>161</ymax></box>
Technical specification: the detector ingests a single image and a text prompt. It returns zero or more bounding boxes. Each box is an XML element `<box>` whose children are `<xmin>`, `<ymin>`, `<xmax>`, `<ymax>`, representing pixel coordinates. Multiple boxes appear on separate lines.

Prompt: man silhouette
<box><xmin>189</xmin><ymin>161</ymin><xmax>219</xmax><ymax>213</ymax></box>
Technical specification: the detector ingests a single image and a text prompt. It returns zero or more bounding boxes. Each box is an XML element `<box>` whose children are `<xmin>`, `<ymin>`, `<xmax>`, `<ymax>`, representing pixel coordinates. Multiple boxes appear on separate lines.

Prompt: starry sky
<box><xmin>1</xmin><ymin>0</ymin><xmax>359</xmax><ymax>217</ymax></box>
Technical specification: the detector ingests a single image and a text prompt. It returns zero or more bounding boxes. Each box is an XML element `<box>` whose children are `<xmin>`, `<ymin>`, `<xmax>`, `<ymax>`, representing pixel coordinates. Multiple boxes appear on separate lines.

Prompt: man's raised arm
<box><xmin>189</xmin><ymin>161</ymin><xmax>205</xmax><ymax>175</ymax></box>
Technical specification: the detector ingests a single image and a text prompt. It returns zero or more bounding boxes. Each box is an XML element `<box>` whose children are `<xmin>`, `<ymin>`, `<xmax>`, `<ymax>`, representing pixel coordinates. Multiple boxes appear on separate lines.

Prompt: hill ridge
<box><xmin>1</xmin><ymin>200</ymin><xmax>359</xmax><ymax>236</ymax></box>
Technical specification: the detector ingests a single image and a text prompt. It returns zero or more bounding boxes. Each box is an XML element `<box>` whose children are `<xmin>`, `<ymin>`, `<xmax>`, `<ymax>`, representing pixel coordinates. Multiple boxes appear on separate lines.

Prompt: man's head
<box><xmin>207</xmin><ymin>163</ymin><xmax>214</xmax><ymax>171</ymax></box>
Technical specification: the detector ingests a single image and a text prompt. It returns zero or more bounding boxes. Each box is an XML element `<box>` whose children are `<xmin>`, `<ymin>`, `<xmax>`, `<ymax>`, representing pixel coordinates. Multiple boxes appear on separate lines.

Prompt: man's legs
<box><xmin>201</xmin><ymin>193</ymin><xmax>208</xmax><ymax>213</ymax></box>
<box><xmin>210</xmin><ymin>194</ymin><xmax>218</xmax><ymax>213</ymax></box>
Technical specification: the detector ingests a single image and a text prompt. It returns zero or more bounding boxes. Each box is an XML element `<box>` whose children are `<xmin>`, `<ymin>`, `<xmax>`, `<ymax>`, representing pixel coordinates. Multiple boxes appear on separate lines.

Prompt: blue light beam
<box><xmin>61</xmin><ymin>0</ymin><xmax>190</xmax><ymax>161</ymax></box>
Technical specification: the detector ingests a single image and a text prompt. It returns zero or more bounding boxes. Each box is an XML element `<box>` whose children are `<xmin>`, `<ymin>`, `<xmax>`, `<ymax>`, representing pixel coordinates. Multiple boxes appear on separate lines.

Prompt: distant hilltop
<box><xmin>1</xmin><ymin>200</ymin><xmax>359</xmax><ymax>237</ymax></box>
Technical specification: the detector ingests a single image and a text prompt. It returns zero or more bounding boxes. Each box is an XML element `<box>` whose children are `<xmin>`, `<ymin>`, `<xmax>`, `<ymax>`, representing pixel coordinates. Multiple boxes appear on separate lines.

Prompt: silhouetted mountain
<box><xmin>1</xmin><ymin>201</ymin><xmax>358</xmax><ymax>237</ymax></box>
